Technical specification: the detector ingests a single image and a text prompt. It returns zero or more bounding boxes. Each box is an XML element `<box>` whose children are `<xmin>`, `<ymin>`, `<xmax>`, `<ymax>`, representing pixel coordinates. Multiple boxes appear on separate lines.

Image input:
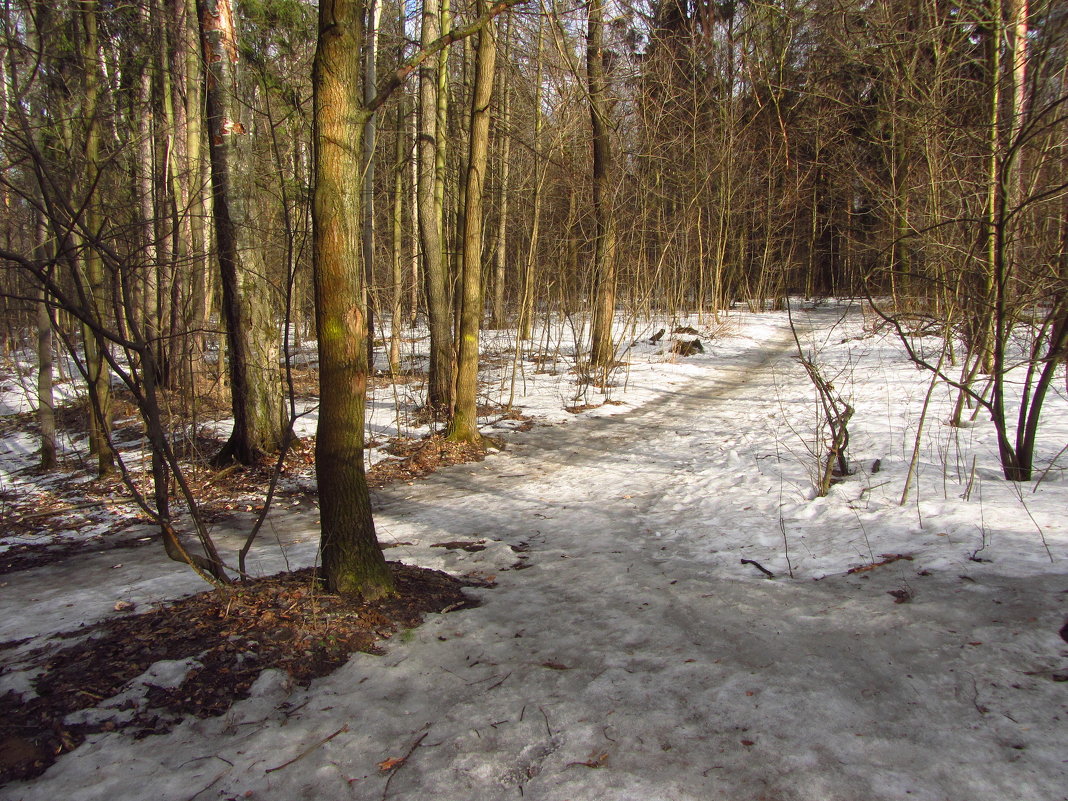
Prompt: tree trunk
<box><xmin>362</xmin><ymin>0</ymin><xmax>382</xmax><ymax>371</ymax></box>
<box><xmin>198</xmin><ymin>0</ymin><xmax>285</xmax><ymax>465</ymax></box>
<box><xmin>409</xmin><ymin>108</ymin><xmax>420</xmax><ymax>325</ymax></box>
<box><xmin>447</xmin><ymin>0</ymin><xmax>496</xmax><ymax>444</ymax></box>
<box><xmin>1008</xmin><ymin>0</ymin><xmax>1029</xmax><ymax>210</ymax></box>
<box><xmin>78</xmin><ymin>0</ymin><xmax>115</xmax><ymax>476</ymax></box>
<box><xmin>389</xmin><ymin>83</ymin><xmax>407</xmax><ymax>373</ymax></box>
<box><xmin>490</xmin><ymin>17</ymin><xmax>511</xmax><ymax>330</ymax></box>
<box><xmin>517</xmin><ymin>13</ymin><xmax>543</xmax><ymax>343</ymax></box>
<box><xmin>313</xmin><ymin>0</ymin><xmax>395</xmax><ymax>599</ymax></box>
<box><xmin>138</xmin><ymin>2</ymin><xmax>163</xmax><ymax>396</ymax></box>
<box><xmin>169</xmin><ymin>0</ymin><xmax>211</xmax><ymax>396</ymax></box>
<box><xmin>184</xmin><ymin>0</ymin><xmax>211</xmax><ymax>352</ymax></box>
<box><xmin>587</xmin><ymin>0</ymin><xmax>617</xmax><ymax>370</ymax></box>
<box><xmin>418</xmin><ymin>0</ymin><xmax>453</xmax><ymax>415</ymax></box>
<box><xmin>35</xmin><ymin>220</ymin><xmax>58</xmax><ymax>471</ymax></box>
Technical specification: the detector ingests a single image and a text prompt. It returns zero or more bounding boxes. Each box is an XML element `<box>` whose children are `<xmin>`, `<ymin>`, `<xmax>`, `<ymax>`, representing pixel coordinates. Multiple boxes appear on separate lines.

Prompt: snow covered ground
<box><xmin>2</xmin><ymin>302</ymin><xmax>1067</xmax><ymax>801</ymax></box>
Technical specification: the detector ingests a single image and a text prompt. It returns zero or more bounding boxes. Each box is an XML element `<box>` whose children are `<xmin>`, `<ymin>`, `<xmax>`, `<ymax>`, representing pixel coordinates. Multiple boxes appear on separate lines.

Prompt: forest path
<box><xmin>374</xmin><ymin>309</ymin><xmax>803</xmax><ymax>573</ymax></box>
<box><xmin>11</xmin><ymin>307</ymin><xmax>1067</xmax><ymax>801</ymax></box>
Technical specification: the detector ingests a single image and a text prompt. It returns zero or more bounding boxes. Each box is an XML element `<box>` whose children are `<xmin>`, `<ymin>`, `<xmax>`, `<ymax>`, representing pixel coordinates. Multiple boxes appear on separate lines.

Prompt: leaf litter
<box><xmin>0</xmin><ymin>563</ymin><xmax>481</xmax><ymax>785</ymax></box>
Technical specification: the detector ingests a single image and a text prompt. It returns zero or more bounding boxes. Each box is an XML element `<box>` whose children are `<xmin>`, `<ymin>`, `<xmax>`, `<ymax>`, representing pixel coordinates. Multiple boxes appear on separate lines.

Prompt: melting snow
<box><xmin>2</xmin><ymin>303</ymin><xmax>1067</xmax><ymax>800</ymax></box>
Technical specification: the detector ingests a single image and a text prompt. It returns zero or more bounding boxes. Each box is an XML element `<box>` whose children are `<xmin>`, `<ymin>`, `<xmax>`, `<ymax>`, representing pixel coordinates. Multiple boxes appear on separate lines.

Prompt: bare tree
<box><xmin>447</xmin><ymin>0</ymin><xmax>497</xmax><ymax>445</ymax></box>
<box><xmin>198</xmin><ymin>0</ymin><xmax>286</xmax><ymax>466</ymax></box>
<box><xmin>587</xmin><ymin>0</ymin><xmax>618</xmax><ymax>371</ymax></box>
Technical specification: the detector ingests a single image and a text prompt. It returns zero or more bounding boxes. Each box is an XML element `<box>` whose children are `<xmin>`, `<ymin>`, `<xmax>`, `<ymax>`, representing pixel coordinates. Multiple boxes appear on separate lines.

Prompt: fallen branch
<box><xmin>740</xmin><ymin>558</ymin><xmax>775</xmax><ymax>579</ymax></box>
<box><xmin>265</xmin><ymin>724</ymin><xmax>349</xmax><ymax>774</ymax></box>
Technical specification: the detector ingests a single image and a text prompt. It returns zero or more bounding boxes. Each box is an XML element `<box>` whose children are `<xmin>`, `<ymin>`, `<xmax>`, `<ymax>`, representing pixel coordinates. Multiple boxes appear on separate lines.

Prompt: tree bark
<box><xmin>447</xmin><ymin>0</ymin><xmax>496</xmax><ymax>444</ymax></box>
<box><xmin>389</xmin><ymin>75</ymin><xmax>407</xmax><ymax>373</ymax></box>
<box><xmin>35</xmin><ymin>219</ymin><xmax>57</xmax><ymax>471</ymax></box>
<box><xmin>313</xmin><ymin>0</ymin><xmax>395</xmax><ymax>599</ymax></box>
<box><xmin>490</xmin><ymin>16</ymin><xmax>511</xmax><ymax>330</ymax></box>
<box><xmin>418</xmin><ymin>0</ymin><xmax>453</xmax><ymax>415</ymax></box>
<box><xmin>309</xmin><ymin>0</ymin><xmax>525</xmax><ymax>595</ymax></box>
<box><xmin>78</xmin><ymin>0</ymin><xmax>115</xmax><ymax>475</ymax></box>
<box><xmin>198</xmin><ymin>0</ymin><xmax>285</xmax><ymax>465</ymax></box>
<box><xmin>517</xmin><ymin>13</ymin><xmax>543</xmax><ymax>344</ymax></box>
<box><xmin>587</xmin><ymin>0</ymin><xmax>617</xmax><ymax>370</ymax></box>
<box><xmin>362</xmin><ymin>0</ymin><xmax>382</xmax><ymax>371</ymax></box>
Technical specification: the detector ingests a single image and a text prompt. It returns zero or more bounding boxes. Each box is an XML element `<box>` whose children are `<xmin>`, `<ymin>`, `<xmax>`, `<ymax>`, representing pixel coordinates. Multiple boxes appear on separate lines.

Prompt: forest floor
<box><xmin>1</xmin><ymin>303</ymin><xmax>1067</xmax><ymax>801</ymax></box>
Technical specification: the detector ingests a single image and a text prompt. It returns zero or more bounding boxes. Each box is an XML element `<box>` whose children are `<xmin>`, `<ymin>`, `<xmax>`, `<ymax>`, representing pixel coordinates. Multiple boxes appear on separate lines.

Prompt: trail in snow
<box><xmin>6</xmin><ymin>308</ymin><xmax>1067</xmax><ymax>801</ymax></box>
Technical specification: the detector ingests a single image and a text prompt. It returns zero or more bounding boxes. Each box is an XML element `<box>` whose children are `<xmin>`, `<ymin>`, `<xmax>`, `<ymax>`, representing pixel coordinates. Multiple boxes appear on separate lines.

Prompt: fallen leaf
<box><xmin>540</xmin><ymin>661</ymin><xmax>571</xmax><ymax>670</ymax></box>
<box><xmin>377</xmin><ymin>756</ymin><xmax>406</xmax><ymax>772</ymax></box>
<box><xmin>887</xmin><ymin>589</ymin><xmax>913</xmax><ymax>603</ymax></box>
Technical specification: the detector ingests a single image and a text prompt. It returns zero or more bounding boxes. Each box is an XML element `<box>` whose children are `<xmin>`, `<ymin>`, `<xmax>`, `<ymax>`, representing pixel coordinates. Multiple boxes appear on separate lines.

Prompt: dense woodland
<box><xmin>0</xmin><ymin>0</ymin><xmax>1066</xmax><ymax>596</ymax></box>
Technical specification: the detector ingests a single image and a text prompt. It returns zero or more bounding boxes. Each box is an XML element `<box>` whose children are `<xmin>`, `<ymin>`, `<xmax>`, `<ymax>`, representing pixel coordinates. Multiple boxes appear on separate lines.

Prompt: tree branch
<box><xmin>367</xmin><ymin>0</ymin><xmax>529</xmax><ymax>114</ymax></box>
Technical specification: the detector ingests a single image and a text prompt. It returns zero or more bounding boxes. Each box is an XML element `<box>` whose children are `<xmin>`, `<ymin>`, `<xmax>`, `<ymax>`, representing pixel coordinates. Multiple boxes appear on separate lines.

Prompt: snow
<box><xmin>3</xmin><ymin>302</ymin><xmax>1068</xmax><ymax>801</ymax></box>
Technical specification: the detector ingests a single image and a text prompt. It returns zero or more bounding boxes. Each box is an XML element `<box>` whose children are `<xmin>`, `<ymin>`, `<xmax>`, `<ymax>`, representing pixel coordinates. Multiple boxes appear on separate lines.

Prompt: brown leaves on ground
<box><xmin>370</xmin><ymin>435</ymin><xmax>488</xmax><ymax>485</ymax></box>
<box><xmin>564</xmin><ymin>399</ymin><xmax>624</xmax><ymax>414</ymax></box>
<box><xmin>887</xmin><ymin>588</ymin><xmax>914</xmax><ymax>604</ymax></box>
<box><xmin>0</xmin><ymin>563</ymin><xmax>481</xmax><ymax>787</ymax></box>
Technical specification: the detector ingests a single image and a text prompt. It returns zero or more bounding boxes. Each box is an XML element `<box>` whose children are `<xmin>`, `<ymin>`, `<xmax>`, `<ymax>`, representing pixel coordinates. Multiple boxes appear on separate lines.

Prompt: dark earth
<box><xmin>0</xmin><ymin>563</ymin><xmax>487</xmax><ymax>786</ymax></box>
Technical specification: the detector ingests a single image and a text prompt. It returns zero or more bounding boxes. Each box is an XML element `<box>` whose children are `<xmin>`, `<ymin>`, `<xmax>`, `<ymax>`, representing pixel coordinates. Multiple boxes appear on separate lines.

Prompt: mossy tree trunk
<box><xmin>311</xmin><ymin>0</ymin><xmax>526</xmax><ymax>596</ymax></box>
<box><xmin>447</xmin><ymin>0</ymin><xmax>496</xmax><ymax>444</ymax></box>
<box><xmin>312</xmin><ymin>0</ymin><xmax>395</xmax><ymax>599</ymax></box>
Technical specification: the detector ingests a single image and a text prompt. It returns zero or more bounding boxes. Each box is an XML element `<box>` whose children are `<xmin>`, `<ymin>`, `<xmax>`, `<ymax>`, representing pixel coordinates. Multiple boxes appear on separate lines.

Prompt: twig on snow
<box><xmin>740</xmin><ymin>558</ymin><xmax>775</xmax><ymax>579</ymax></box>
<box><xmin>265</xmin><ymin>724</ymin><xmax>349</xmax><ymax>774</ymax></box>
<box><xmin>381</xmin><ymin>729</ymin><xmax>430</xmax><ymax>800</ymax></box>
<box><xmin>185</xmin><ymin>768</ymin><xmax>231</xmax><ymax>801</ymax></box>
<box><xmin>565</xmin><ymin>752</ymin><xmax>609</xmax><ymax>769</ymax></box>
<box><xmin>539</xmin><ymin>706</ymin><xmax>553</xmax><ymax>738</ymax></box>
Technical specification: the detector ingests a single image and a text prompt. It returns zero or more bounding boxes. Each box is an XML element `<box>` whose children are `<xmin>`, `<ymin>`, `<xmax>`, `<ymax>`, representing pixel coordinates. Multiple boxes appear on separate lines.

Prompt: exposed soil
<box><xmin>0</xmin><ymin>563</ymin><xmax>486</xmax><ymax>787</ymax></box>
